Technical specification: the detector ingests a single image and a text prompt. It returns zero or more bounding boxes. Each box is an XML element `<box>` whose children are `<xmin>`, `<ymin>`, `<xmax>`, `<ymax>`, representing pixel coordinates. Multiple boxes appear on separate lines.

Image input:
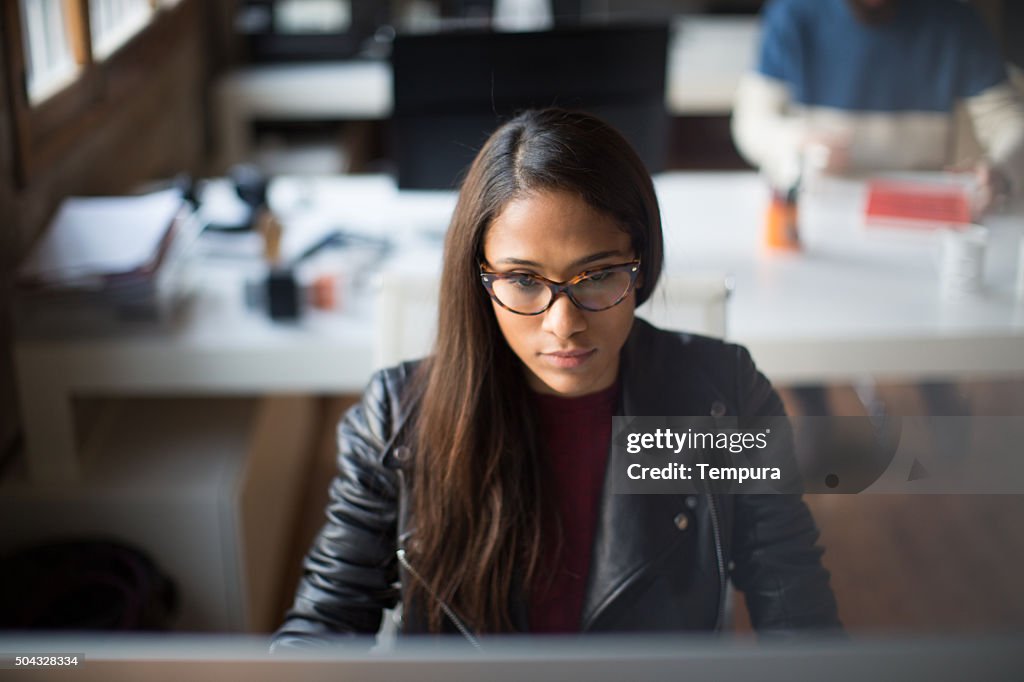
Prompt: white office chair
<box><xmin>374</xmin><ymin>270</ymin><xmax>734</xmax><ymax>372</ymax></box>
<box><xmin>635</xmin><ymin>272</ymin><xmax>733</xmax><ymax>339</ymax></box>
<box><xmin>372</xmin><ymin>270</ymin><xmax>441</xmax><ymax>370</ymax></box>
<box><xmin>372</xmin><ymin>270</ymin><xmax>440</xmax><ymax>648</ymax></box>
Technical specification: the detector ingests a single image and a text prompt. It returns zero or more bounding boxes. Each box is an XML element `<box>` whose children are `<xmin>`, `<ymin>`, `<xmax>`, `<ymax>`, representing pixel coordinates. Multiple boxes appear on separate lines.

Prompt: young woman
<box><xmin>272</xmin><ymin>108</ymin><xmax>840</xmax><ymax>648</ymax></box>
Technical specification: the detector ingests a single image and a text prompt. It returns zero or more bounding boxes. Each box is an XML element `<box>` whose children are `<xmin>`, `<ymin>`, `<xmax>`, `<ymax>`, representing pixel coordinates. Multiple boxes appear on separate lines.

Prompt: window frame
<box><xmin>2</xmin><ymin>0</ymin><xmax>197</xmax><ymax>185</ymax></box>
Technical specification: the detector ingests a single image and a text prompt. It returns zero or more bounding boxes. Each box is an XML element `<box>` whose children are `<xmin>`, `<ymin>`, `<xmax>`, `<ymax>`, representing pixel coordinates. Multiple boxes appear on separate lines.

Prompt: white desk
<box><xmin>214</xmin><ymin>17</ymin><xmax>760</xmax><ymax>165</ymax></box>
<box><xmin>13</xmin><ymin>172</ymin><xmax>1024</xmax><ymax>482</ymax></box>
<box><xmin>655</xmin><ymin>173</ymin><xmax>1024</xmax><ymax>382</ymax></box>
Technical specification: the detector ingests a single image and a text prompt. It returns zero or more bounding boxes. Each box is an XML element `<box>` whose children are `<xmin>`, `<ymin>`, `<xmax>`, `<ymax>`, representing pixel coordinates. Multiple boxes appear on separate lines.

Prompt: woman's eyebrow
<box><xmin>496</xmin><ymin>250</ymin><xmax>627</xmax><ymax>268</ymax></box>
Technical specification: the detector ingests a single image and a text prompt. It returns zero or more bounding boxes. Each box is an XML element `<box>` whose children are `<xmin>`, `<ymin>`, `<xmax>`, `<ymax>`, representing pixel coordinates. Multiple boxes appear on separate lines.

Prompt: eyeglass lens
<box><xmin>491</xmin><ymin>270</ymin><xmax>632</xmax><ymax>313</ymax></box>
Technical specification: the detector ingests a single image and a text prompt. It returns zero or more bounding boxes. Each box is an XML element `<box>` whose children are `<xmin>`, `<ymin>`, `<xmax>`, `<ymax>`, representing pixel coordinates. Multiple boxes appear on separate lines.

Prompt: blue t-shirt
<box><xmin>757</xmin><ymin>0</ymin><xmax>1008</xmax><ymax>113</ymax></box>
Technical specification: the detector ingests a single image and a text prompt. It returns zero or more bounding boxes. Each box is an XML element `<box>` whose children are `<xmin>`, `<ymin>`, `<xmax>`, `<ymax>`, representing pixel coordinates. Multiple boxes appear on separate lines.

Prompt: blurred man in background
<box><xmin>732</xmin><ymin>0</ymin><xmax>1024</xmax><ymax>209</ymax></box>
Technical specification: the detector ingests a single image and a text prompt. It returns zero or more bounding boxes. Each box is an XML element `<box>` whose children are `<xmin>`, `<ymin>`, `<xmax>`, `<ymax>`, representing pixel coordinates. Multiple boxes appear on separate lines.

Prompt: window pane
<box><xmin>19</xmin><ymin>0</ymin><xmax>81</xmax><ymax>104</ymax></box>
<box><xmin>89</xmin><ymin>0</ymin><xmax>153</xmax><ymax>60</ymax></box>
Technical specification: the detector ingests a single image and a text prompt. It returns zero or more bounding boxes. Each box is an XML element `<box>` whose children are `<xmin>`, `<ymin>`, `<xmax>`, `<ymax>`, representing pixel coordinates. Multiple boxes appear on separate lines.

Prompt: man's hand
<box><xmin>973</xmin><ymin>162</ymin><xmax>1012</xmax><ymax>215</ymax></box>
<box><xmin>802</xmin><ymin>132</ymin><xmax>852</xmax><ymax>176</ymax></box>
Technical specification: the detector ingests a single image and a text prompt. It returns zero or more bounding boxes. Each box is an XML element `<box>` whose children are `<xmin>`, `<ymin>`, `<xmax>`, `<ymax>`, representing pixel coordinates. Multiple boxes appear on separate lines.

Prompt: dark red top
<box><xmin>528</xmin><ymin>379</ymin><xmax>619</xmax><ymax>633</ymax></box>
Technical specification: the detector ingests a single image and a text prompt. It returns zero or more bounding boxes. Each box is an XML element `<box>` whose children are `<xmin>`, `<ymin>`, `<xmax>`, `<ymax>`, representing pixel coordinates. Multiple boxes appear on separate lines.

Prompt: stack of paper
<box><xmin>15</xmin><ymin>189</ymin><xmax>198</xmax><ymax>336</ymax></box>
<box><xmin>864</xmin><ymin>179</ymin><xmax>973</xmax><ymax>229</ymax></box>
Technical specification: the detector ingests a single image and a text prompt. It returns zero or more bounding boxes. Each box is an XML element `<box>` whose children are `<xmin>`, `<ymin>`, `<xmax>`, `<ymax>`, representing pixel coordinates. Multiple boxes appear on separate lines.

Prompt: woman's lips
<box><xmin>541</xmin><ymin>348</ymin><xmax>597</xmax><ymax>369</ymax></box>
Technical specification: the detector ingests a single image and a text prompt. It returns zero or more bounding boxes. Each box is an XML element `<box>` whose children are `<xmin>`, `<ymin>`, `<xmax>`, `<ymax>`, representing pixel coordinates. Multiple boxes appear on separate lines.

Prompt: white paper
<box><xmin>19</xmin><ymin>189</ymin><xmax>183</xmax><ymax>283</ymax></box>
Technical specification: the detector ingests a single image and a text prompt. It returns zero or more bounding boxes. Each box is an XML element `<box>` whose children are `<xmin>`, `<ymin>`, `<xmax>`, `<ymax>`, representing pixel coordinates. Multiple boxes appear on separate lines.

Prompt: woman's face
<box><xmin>482</xmin><ymin>190</ymin><xmax>637</xmax><ymax>397</ymax></box>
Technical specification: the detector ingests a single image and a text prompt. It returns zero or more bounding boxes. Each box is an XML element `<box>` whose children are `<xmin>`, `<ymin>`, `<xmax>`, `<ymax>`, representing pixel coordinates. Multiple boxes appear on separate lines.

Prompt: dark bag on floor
<box><xmin>0</xmin><ymin>539</ymin><xmax>178</xmax><ymax>630</ymax></box>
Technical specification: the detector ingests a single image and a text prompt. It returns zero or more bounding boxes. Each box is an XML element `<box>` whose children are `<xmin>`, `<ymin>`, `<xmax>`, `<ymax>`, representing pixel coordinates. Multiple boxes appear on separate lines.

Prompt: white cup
<box><xmin>939</xmin><ymin>226</ymin><xmax>988</xmax><ymax>300</ymax></box>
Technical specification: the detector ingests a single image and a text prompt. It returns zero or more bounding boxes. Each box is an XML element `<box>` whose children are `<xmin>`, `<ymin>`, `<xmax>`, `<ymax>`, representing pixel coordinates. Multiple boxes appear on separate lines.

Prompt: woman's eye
<box><xmin>511</xmin><ymin>275</ymin><xmax>540</xmax><ymax>289</ymax></box>
<box><xmin>580</xmin><ymin>271</ymin><xmax>613</xmax><ymax>286</ymax></box>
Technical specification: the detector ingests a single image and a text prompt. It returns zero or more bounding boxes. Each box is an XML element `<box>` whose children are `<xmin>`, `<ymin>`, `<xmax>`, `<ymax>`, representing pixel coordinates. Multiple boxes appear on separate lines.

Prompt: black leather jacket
<box><xmin>272</xmin><ymin>319</ymin><xmax>840</xmax><ymax>649</ymax></box>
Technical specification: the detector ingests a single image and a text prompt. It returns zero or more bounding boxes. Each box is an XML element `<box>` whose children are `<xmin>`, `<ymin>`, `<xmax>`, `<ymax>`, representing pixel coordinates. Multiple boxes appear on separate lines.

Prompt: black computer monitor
<box><xmin>391</xmin><ymin>24</ymin><xmax>670</xmax><ymax>190</ymax></box>
<box><xmin>1</xmin><ymin>632</ymin><xmax>1021</xmax><ymax>681</ymax></box>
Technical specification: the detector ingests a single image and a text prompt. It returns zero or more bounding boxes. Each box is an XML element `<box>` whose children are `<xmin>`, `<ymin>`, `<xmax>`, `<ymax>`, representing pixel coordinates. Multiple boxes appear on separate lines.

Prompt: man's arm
<box><xmin>731</xmin><ymin>0</ymin><xmax>814</xmax><ymax>190</ymax></box>
<box><xmin>951</xmin><ymin>4</ymin><xmax>1024</xmax><ymax>203</ymax></box>
<box><xmin>731</xmin><ymin>72</ymin><xmax>809</xmax><ymax>191</ymax></box>
<box><xmin>966</xmin><ymin>79</ymin><xmax>1024</xmax><ymax>200</ymax></box>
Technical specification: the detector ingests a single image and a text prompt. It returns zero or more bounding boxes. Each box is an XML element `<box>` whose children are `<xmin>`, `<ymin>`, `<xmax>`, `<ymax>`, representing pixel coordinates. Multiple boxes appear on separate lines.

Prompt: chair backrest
<box><xmin>635</xmin><ymin>272</ymin><xmax>732</xmax><ymax>339</ymax></box>
<box><xmin>374</xmin><ymin>270</ymin><xmax>732</xmax><ymax>369</ymax></box>
<box><xmin>373</xmin><ymin>270</ymin><xmax>441</xmax><ymax>369</ymax></box>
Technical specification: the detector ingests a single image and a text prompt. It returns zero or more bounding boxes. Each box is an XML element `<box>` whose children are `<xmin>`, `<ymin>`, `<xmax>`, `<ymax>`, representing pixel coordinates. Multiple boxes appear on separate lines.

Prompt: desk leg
<box><xmin>14</xmin><ymin>351</ymin><xmax>79</xmax><ymax>483</ymax></box>
<box><xmin>215</xmin><ymin>79</ymin><xmax>248</xmax><ymax>170</ymax></box>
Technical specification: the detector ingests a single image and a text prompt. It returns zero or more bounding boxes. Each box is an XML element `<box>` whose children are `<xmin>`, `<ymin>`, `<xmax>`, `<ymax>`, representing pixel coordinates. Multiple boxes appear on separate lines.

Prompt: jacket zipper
<box><xmin>706</xmin><ymin>494</ymin><xmax>727</xmax><ymax>631</ymax></box>
<box><xmin>396</xmin><ymin>548</ymin><xmax>483</xmax><ymax>650</ymax></box>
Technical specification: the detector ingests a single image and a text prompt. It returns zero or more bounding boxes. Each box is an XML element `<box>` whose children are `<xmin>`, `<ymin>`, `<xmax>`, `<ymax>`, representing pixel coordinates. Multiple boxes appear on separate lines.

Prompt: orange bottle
<box><xmin>764</xmin><ymin>189</ymin><xmax>801</xmax><ymax>251</ymax></box>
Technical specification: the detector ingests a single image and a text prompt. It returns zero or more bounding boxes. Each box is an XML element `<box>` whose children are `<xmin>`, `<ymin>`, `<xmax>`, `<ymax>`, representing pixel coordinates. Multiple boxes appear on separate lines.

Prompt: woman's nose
<box><xmin>541</xmin><ymin>292</ymin><xmax>587</xmax><ymax>338</ymax></box>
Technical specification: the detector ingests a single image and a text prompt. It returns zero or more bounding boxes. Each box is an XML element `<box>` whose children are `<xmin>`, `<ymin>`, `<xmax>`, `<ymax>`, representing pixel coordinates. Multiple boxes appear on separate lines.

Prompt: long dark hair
<box><xmin>406</xmin><ymin>108</ymin><xmax>663</xmax><ymax>633</ymax></box>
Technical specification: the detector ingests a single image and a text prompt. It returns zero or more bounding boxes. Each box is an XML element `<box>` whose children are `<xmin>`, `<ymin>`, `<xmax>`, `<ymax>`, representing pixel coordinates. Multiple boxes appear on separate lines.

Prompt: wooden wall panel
<box><xmin>0</xmin><ymin>1</ymin><xmax>218</xmax><ymax>468</ymax></box>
